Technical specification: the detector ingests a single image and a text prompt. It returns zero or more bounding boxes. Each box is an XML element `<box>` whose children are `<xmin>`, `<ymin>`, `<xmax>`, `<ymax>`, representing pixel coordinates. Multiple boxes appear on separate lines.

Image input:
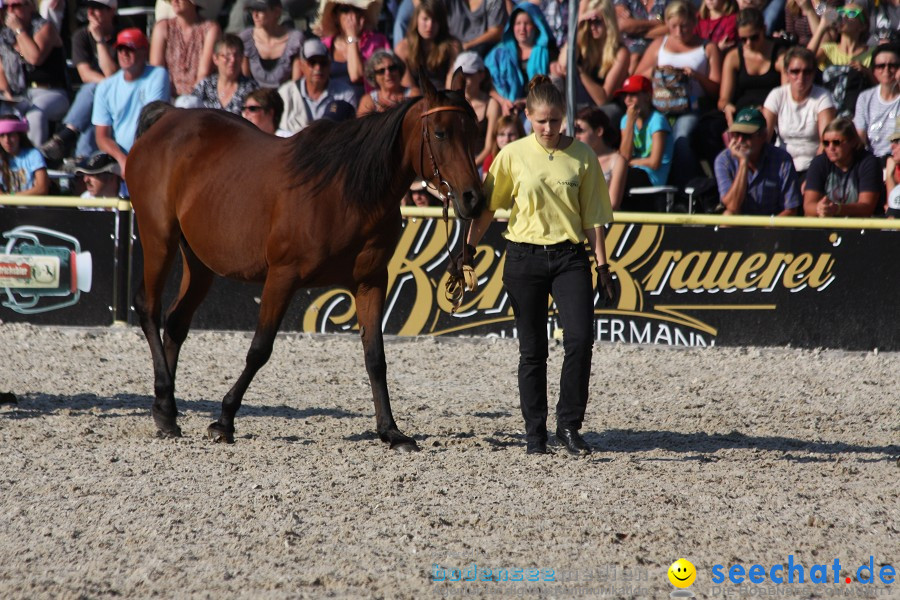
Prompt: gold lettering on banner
<box><xmin>301</xmin><ymin>222</ymin><xmax>837</xmax><ymax>343</ymax></box>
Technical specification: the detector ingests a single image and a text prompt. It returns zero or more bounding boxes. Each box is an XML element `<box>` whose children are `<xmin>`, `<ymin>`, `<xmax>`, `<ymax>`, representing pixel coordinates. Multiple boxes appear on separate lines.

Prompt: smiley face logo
<box><xmin>668</xmin><ymin>559</ymin><xmax>696</xmax><ymax>588</ymax></box>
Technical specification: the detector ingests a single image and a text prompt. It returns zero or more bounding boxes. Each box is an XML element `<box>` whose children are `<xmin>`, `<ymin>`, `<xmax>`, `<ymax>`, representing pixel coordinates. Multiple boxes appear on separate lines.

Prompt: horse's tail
<box><xmin>135</xmin><ymin>101</ymin><xmax>176</xmax><ymax>140</ymax></box>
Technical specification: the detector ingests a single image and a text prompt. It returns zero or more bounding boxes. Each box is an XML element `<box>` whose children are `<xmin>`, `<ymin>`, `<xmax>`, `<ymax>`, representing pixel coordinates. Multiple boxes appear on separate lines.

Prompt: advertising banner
<box><xmin>134</xmin><ymin>216</ymin><xmax>900</xmax><ymax>351</ymax></box>
<box><xmin>0</xmin><ymin>207</ymin><xmax>121</xmax><ymax>325</ymax></box>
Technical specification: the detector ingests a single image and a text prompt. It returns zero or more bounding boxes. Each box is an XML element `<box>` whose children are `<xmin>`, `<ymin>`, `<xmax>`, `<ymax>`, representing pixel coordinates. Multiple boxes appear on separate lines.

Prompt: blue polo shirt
<box><xmin>714</xmin><ymin>144</ymin><xmax>801</xmax><ymax>215</ymax></box>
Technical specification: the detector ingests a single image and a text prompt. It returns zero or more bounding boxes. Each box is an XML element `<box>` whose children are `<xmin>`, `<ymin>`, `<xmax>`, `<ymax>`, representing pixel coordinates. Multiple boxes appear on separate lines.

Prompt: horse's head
<box><xmin>416</xmin><ymin>68</ymin><xmax>486</xmax><ymax>220</ymax></box>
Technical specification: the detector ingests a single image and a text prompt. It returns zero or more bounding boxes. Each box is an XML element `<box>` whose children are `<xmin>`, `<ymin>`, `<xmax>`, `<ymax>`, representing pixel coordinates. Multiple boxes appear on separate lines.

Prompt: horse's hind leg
<box><xmin>162</xmin><ymin>243</ymin><xmax>214</xmax><ymax>381</ymax></box>
<box><xmin>133</xmin><ymin>229</ymin><xmax>182</xmax><ymax>437</ymax></box>
<box><xmin>207</xmin><ymin>268</ymin><xmax>296</xmax><ymax>444</ymax></box>
<box><xmin>356</xmin><ymin>278</ymin><xmax>418</xmax><ymax>452</ymax></box>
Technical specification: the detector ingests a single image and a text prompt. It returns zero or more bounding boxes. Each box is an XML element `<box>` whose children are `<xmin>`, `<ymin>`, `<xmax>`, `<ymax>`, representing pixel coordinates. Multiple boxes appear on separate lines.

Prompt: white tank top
<box><xmin>657</xmin><ymin>36</ymin><xmax>708</xmax><ymax>101</ymax></box>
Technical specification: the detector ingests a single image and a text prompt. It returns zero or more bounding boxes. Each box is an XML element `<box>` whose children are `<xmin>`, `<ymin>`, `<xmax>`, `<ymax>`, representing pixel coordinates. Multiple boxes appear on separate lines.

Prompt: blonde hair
<box><xmin>487</xmin><ymin>114</ymin><xmax>527</xmax><ymax>157</ymax></box>
<box><xmin>525</xmin><ymin>74</ymin><xmax>565</xmax><ymax>113</ymax></box>
<box><xmin>664</xmin><ymin>0</ymin><xmax>697</xmax><ymax>23</ymax></box>
<box><xmin>823</xmin><ymin>117</ymin><xmax>862</xmax><ymax>150</ymax></box>
<box><xmin>698</xmin><ymin>0</ymin><xmax>737</xmax><ymax>19</ymax></box>
<box><xmin>577</xmin><ymin>0</ymin><xmax>622</xmax><ymax>80</ymax></box>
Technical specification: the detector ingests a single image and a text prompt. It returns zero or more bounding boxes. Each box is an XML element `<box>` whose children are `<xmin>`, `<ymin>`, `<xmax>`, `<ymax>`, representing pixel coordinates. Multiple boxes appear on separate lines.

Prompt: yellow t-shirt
<box><xmin>484</xmin><ymin>133</ymin><xmax>613</xmax><ymax>245</ymax></box>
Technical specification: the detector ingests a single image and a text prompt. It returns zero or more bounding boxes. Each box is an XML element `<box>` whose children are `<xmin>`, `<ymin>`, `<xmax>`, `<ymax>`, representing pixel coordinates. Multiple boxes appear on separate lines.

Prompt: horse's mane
<box><xmin>288</xmin><ymin>91</ymin><xmax>475</xmax><ymax>211</ymax></box>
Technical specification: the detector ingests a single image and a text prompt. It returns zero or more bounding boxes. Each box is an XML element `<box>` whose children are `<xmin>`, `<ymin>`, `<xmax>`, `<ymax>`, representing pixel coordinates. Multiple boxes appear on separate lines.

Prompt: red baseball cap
<box><xmin>614</xmin><ymin>75</ymin><xmax>652</xmax><ymax>96</ymax></box>
<box><xmin>115</xmin><ymin>28</ymin><xmax>149</xmax><ymax>50</ymax></box>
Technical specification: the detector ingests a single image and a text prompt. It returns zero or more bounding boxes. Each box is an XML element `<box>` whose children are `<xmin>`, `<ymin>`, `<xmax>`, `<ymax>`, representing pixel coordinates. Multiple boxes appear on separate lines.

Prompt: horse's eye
<box><xmin>434</xmin><ymin>130</ymin><xmax>447</xmax><ymax>140</ymax></box>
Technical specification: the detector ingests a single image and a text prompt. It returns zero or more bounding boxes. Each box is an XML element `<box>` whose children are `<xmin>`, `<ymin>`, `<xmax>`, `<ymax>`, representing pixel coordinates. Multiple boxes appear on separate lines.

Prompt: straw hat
<box><xmin>312</xmin><ymin>0</ymin><xmax>383</xmax><ymax>38</ymax></box>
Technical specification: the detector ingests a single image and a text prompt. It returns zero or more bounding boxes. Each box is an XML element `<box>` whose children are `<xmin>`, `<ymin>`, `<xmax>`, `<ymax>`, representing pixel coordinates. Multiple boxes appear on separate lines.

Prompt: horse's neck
<box><xmin>396</xmin><ymin>101</ymin><xmax>428</xmax><ymax>202</ymax></box>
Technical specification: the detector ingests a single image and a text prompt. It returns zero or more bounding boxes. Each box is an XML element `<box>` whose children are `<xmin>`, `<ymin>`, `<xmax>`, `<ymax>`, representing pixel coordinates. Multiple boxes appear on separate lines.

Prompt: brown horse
<box><xmin>125</xmin><ymin>71</ymin><xmax>484</xmax><ymax>451</ymax></box>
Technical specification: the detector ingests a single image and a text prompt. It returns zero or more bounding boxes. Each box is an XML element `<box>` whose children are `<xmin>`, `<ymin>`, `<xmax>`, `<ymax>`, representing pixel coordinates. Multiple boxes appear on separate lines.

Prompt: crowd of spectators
<box><xmin>0</xmin><ymin>0</ymin><xmax>896</xmax><ymax>216</ymax></box>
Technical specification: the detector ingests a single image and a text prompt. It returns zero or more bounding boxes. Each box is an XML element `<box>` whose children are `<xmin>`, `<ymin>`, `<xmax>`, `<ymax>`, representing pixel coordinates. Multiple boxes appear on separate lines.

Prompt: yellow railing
<box><xmin>4</xmin><ymin>196</ymin><xmax>900</xmax><ymax>231</ymax></box>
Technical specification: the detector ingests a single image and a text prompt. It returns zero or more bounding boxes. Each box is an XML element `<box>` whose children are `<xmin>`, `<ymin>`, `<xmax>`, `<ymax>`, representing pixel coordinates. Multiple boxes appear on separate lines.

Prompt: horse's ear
<box><xmin>419</xmin><ymin>68</ymin><xmax>438</xmax><ymax>103</ymax></box>
<box><xmin>449</xmin><ymin>67</ymin><xmax>465</xmax><ymax>93</ymax></box>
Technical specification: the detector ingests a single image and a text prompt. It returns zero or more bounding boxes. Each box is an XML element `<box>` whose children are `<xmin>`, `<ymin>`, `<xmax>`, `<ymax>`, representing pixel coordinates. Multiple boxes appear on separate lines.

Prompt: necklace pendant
<box><xmin>548</xmin><ymin>154</ymin><xmax>554</xmax><ymax>161</ymax></box>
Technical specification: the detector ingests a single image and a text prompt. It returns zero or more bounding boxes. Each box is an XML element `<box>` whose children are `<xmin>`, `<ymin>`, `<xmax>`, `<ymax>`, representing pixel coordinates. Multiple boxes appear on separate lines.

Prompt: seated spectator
<box><xmin>853</xmin><ymin>43</ymin><xmax>900</xmax><ymax>163</ymax></box>
<box><xmin>614</xmin><ymin>0</ymin><xmax>667</xmax><ymax>73</ymax></box>
<box><xmin>551</xmin><ymin>1</ymin><xmax>629</xmax><ymax>119</ymax></box>
<box><xmin>0</xmin><ymin>115</ymin><xmax>47</xmax><ymax>194</ymax></box>
<box><xmin>784</xmin><ymin>0</ymin><xmax>839</xmax><ymax>48</ymax></box>
<box><xmin>807</xmin><ymin>2</ymin><xmax>874</xmax><ymax>116</ymax></box>
<box><xmin>696</xmin><ymin>0</ymin><xmax>738</xmax><ymax>52</ymax></box>
<box><xmin>0</xmin><ymin>0</ymin><xmax>69</xmax><ymax>146</ymax></box>
<box><xmin>803</xmin><ymin>117</ymin><xmax>881</xmax><ymax>217</ymax></box>
<box><xmin>886</xmin><ymin>118</ymin><xmax>900</xmax><ymax>217</ymax></box>
<box><xmin>320</xmin><ymin>98</ymin><xmax>356</xmax><ymax>121</ymax></box>
<box><xmin>403</xmin><ymin>178</ymin><xmax>442</xmax><ymax>207</ymax></box>
<box><xmin>635</xmin><ymin>0</ymin><xmax>722</xmax><ymax>189</ymax></box>
<box><xmin>443</xmin><ymin>0</ymin><xmax>505</xmax><ymax>56</ymax></box>
<box><xmin>189</xmin><ymin>34</ymin><xmax>259</xmax><ymax>113</ymax></box>
<box><xmin>616</xmin><ymin>75</ymin><xmax>674</xmax><ymax>196</ymax></box>
<box><xmin>868</xmin><ymin>0</ymin><xmax>900</xmax><ymax>46</ymax></box>
<box><xmin>715</xmin><ymin>107</ymin><xmax>800</xmax><ymax>215</ymax></box>
<box><xmin>39</xmin><ymin>0</ymin><xmax>123</xmax><ymax>164</ymax></box>
<box><xmin>718</xmin><ymin>8</ymin><xmax>787</xmax><ymax>126</ymax></box>
<box><xmin>395</xmin><ymin>0</ymin><xmax>461</xmax><ymax>91</ymax></box>
<box><xmin>241</xmin><ymin>86</ymin><xmax>291</xmax><ymax>135</ymax></box>
<box><xmin>575</xmin><ymin>106</ymin><xmax>627</xmax><ymax>210</ymax></box>
<box><xmin>75</xmin><ymin>152</ymin><xmax>123</xmax><ymax>198</ymax></box>
<box><xmin>92</xmin><ymin>28</ymin><xmax>171</xmax><ymax>176</ymax></box>
<box><xmin>240</xmin><ymin>0</ymin><xmax>304</xmax><ymax>88</ymax></box>
<box><xmin>357</xmin><ymin>50</ymin><xmax>416</xmax><ymax>116</ymax></box>
<box><xmin>312</xmin><ymin>0</ymin><xmax>390</xmax><ymax>95</ymax></box>
<box><xmin>762</xmin><ymin>46</ymin><xmax>836</xmax><ymax>180</ymax></box>
<box><xmin>482</xmin><ymin>112</ymin><xmax>525</xmax><ymax>172</ymax></box>
<box><xmin>485</xmin><ymin>2</ymin><xmax>555</xmax><ymax>112</ymax></box>
<box><xmin>449</xmin><ymin>51</ymin><xmax>499</xmax><ymax>169</ymax></box>
<box><xmin>150</xmin><ymin>0</ymin><xmax>221</xmax><ymax>102</ymax></box>
<box><xmin>278</xmin><ymin>38</ymin><xmax>358</xmax><ymax>133</ymax></box>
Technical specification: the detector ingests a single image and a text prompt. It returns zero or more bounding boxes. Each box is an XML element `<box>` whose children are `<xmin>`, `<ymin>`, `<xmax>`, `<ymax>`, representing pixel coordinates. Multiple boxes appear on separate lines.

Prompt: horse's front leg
<box><xmin>355</xmin><ymin>278</ymin><xmax>418</xmax><ymax>452</ymax></box>
<box><xmin>207</xmin><ymin>269</ymin><xmax>296</xmax><ymax>444</ymax></box>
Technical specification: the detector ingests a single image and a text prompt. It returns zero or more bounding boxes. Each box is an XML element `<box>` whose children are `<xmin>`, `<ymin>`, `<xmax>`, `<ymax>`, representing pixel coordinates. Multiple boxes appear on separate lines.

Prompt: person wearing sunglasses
<box><xmin>853</xmin><ymin>43</ymin><xmax>900</xmax><ymax>162</ymax></box>
<box><xmin>762</xmin><ymin>46</ymin><xmax>836</xmax><ymax>181</ymax></box>
<box><xmin>241</xmin><ymin>87</ymin><xmax>290</xmax><ymax>136</ymax></box>
<box><xmin>0</xmin><ymin>0</ymin><xmax>69</xmax><ymax>147</ymax></box>
<box><xmin>187</xmin><ymin>33</ymin><xmax>259</xmax><ymax>114</ymax></box>
<box><xmin>715</xmin><ymin>106</ymin><xmax>800</xmax><ymax>215</ymax></box>
<box><xmin>719</xmin><ymin>8</ymin><xmax>788</xmax><ymax>127</ymax></box>
<box><xmin>356</xmin><ymin>50</ymin><xmax>416</xmax><ymax>116</ymax></box>
<box><xmin>807</xmin><ymin>2</ymin><xmax>875</xmax><ymax>115</ymax></box>
<box><xmin>885</xmin><ymin>117</ymin><xmax>900</xmax><ymax>217</ymax></box>
<box><xmin>803</xmin><ymin>116</ymin><xmax>881</xmax><ymax>217</ymax></box>
<box><xmin>550</xmin><ymin>2</ymin><xmax>629</xmax><ymax>116</ymax></box>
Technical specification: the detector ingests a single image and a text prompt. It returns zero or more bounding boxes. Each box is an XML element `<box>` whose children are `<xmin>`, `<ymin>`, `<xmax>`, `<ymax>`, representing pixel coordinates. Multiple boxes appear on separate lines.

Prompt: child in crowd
<box><xmin>616</xmin><ymin>75</ymin><xmax>674</xmax><ymax>201</ymax></box>
<box><xmin>482</xmin><ymin>114</ymin><xmax>526</xmax><ymax>174</ymax></box>
<box><xmin>886</xmin><ymin>118</ymin><xmax>900</xmax><ymax>217</ymax></box>
<box><xmin>0</xmin><ymin>115</ymin><xmax>48</xmax><ymax>195</ymax></box>
<box><xmin>697</xmin><ymin>0</ymin><xmax>739</xmax><ymax>51</ymax></box>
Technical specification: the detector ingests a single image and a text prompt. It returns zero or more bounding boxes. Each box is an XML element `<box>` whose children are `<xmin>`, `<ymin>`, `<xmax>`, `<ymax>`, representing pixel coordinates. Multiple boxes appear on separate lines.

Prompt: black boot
<box><xmin>40</xmin><ymin>127</ymin><xmax>78</xmax><ymax>163</ymax></box>
<box><xmin>556</xmin><ymin>427</ymin><xmax>591</xmax><ymax>456</ymax></box>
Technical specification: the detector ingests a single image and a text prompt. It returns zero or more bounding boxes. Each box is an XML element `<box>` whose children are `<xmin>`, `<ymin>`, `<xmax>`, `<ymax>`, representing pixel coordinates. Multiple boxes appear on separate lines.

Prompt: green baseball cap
<box><xmin>729</xmin><ymin>107</ymin><xmax>766</xmax><ymax>134</ymax></box>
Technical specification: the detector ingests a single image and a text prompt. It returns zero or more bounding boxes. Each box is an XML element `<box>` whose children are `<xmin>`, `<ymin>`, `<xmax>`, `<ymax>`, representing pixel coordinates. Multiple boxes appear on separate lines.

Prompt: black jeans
<box><xmin>502</xmin><ymin>241</ymin><xmax>595</xmax><ymax>443</ymax></box>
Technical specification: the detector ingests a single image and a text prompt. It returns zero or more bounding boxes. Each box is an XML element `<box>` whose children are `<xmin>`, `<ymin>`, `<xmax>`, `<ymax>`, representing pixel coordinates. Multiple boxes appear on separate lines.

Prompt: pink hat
<box><xmin>0</xmin><ymin>118</ymin><xmax>28</xmax><ymax>135</ymax></box>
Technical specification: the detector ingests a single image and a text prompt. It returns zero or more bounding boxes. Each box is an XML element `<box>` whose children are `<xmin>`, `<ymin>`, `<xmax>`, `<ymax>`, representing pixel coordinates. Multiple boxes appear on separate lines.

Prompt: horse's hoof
<box><xmin>0</xmin><ymin>392</ymin><xmax>17</xmax><ymax>405</ymax></box>
<box><xmin>155</xmin><ymin>427</ymin><xmax>182</xmax><ymax>439</ymax></box>
<box><xmin>207</xmin><ymin>422</ymin><xmax>235</xmax><ymax>444</ymax></box>
<box><xmin>392</xmin><ymin>441</ymin><xmax>420</xmax><ymax>453</ymax></box>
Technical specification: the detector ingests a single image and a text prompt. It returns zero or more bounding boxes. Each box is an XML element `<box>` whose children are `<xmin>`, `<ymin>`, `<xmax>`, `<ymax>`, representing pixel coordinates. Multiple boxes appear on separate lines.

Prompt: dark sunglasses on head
<box><xmin>788</xmin><ymin>67</ymin><xmax>814</xmax><ymax>75</ymax></box>
<box><xmin>822</xmin><ymin>139</ymin><xmax>845</xmax><ymax>147</ymax></box>
<box><xmin>739</xmin><ymin>33</ymin><xmax>761</xmax><ymax>44</ymax></box>
<box><xmin>874</xmin><ymin>62</ymin><xmax>900</xmax><ymax>70</ymax></box>
<box><xmin>374</xmin><ymin>65</ymin><xmax>400</xmax><ymax>76</ymax></box>
<box><xmin>242</xmin><ymin>105</ymin><xmax>268</xmax><ymax>112</ymax></box>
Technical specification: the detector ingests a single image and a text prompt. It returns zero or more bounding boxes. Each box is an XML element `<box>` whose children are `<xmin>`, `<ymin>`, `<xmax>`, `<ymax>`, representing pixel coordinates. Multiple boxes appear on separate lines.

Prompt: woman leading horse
<box><xmin>126</xmin><ymin>69</ymin><xmax>483</xmax><ymax>451</ymax></box>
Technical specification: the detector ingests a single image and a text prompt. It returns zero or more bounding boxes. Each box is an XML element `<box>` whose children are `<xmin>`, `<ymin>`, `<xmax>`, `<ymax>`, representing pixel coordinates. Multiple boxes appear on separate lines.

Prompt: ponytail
<box><xmin>525</xmin><ymin>75</ymin><xmax>565</xmax><ymax>114</ymax></box>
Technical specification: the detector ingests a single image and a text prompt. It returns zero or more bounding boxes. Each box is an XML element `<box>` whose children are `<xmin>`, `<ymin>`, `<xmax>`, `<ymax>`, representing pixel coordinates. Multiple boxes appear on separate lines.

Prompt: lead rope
<box><xmin>419</xmin><ymin>105</ymin><xmax>478</xmax><ymax>313</ymax></box>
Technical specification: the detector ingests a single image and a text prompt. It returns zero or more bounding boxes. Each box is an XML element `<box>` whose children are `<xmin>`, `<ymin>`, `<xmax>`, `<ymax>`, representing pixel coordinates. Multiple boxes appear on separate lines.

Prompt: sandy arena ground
<box><xmin>0</xmin><ymin>322</ymin><xmax>898</xmax><ymax>600</ymax></box>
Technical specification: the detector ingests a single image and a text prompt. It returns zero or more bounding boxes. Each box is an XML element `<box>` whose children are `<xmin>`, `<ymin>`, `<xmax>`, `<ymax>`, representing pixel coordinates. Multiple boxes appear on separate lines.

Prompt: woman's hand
<box><xmin>5</xmin><ymin>12</ymin><xmax>23</xmax><ymax>32</ymax></box>
<box><xmin>682</xmin><ymin>66</ymin><xmax>694</xmax><ymax>79</ymax></box>
<box><xmin>339</xmin><ymin>11</ymin><xmax>364</xmax><ymax>38</ymax></box>
<box><xmin>723</xmin><ymin>102</ymin><xmax>736</xmax><ymax>125</ymax></box>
